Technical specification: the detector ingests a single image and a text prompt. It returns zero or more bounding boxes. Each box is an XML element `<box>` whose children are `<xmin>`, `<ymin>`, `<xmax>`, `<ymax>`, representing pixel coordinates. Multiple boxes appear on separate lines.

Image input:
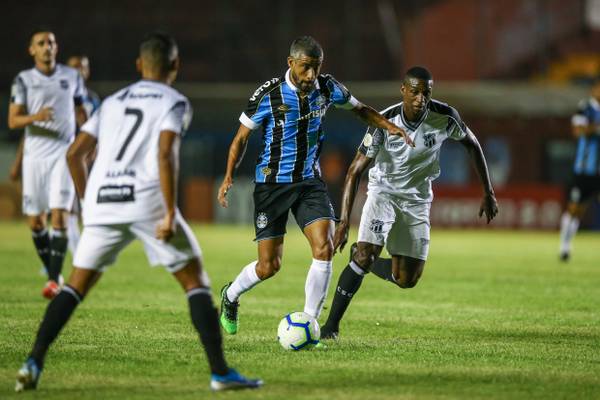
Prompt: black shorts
<box><xmin>567</xmin><ymin>174</ymin><xmax>600</xmax><ymax>204</ymax></box>
<box><xmin>253</xmin><ymin>178</ymin><xmax>336</xmax><ymax>241</ymax></box>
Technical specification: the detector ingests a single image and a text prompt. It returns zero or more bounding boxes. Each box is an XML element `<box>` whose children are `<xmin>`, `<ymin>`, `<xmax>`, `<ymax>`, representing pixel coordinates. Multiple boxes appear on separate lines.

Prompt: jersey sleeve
<box><xmin>159</xmin><ymin>100</ymin><xmax>193</xmax><ymax>137</ymax></box>
<box><xmin>239</xmin><ymin>87</ymin><xmax>273</xmax><ymax>130</ymax></box>
<box><xmin>10</xmin><ymin>75</ymin><xmax>26</xmax><ymax>105</ymax></box>
<box><xmin>80</xmin><ymin>106</ymin><xmax>101</xmax><ymax>138</ymax></box>
<box><xmin>73</xmin><ymin>72</ymin><xmax>87</xmax><ymax>107</ymax></box>
<box><xmin>328</xmin><ymin>76</ymin><xmax>360</xmax><ymax>110</ymax></box>
<box><xmin>572</xmin><ymin>99</ymin><xmax>590</xmax><ymax>126</ymax></box>
<box><xmin>445</xmin><ymin>106</ymin><xmax>468</xmax><ymax>141</ymax></box>
<box><xmin>358</xmin><ymin>126</ymin><xmax>385</xmax><ymax>158</ymax></box>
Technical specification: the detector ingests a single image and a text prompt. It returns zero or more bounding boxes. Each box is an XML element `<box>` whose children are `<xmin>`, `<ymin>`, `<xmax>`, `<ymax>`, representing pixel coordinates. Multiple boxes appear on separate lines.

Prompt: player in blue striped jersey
<box><xmin>559</xmin><ymin>80</ymin><xmax>600</xmax><ymax>261</ymax></box>
<box><xmin>217</xmin><ymin>36</ymin><xmax>413</xmax><ymax>335</ymax></box>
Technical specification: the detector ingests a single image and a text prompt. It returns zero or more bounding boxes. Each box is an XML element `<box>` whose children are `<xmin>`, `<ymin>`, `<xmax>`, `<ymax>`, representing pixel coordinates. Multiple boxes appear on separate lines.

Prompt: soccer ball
<box><xmin>277</xmin><ymin>311</ymin><xmax>320</xmax><ymax>350</ymax></box>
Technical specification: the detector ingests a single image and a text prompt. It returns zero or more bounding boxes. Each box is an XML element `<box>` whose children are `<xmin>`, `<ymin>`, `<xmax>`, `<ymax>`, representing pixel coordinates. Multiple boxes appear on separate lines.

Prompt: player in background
<box><xmin>15</xmin><ymin>32</ymin><xmax>262</xmax><ymax>393</ymax></box>
<box><xmin>320</xmin><ymin>66</ymin><xmax>498</xmax><ymax>339</ymax></box>
<box><xmin>67</xmin><ymin>54</ymin><xmax>101</xmax><ymax>116</ymax></box>
<box><xmin>8</xmin><ymin>29</ymin><xmax>88</xmax><ymax>299</ymax></box>
<box><xmin>558</xmin><ymin>79</ymin><xmax>600</xmax><ymax>261</ymax></box>
<box><xmin>63</xmin><ymin>54</ymin><xmax>101</xmax><ymax>254</ymax></box>
<box><xmin>217</xmin><ymin>36</ymin><xmax>414</xmax><ymax>335</ymax></box>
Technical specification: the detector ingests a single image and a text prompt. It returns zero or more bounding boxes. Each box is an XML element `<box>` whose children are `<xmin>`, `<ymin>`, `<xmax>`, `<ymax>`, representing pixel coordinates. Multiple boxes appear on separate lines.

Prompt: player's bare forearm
<box><xmin>223</xmin><ymin>124</ymin><xmax>252</xmax><ymax>180</ymax></box>
<box><xmin>460</xmin><ymin>130</ymin><xmax>494</xmax><ymax>195</ymax></box>
<box><xmin>8</xmin><ymin>103</ymin><xmax>53</xmax><ymax>130</ymax></box>
<box><xmin>339</xmin><ymin>152</ymin><xmax>372</xmax><ymax>224</ymax></box>
<box><xmin>9</xmin><ymin>136</ymin><xmax>24</xmax><ymax>181</ymax></box>
<box><xmin>158</xmin><ymin>131</ymin><xmax>179</xmax><ymax>218</ymax></box>
<box><xmin>218</xmin><ymin>124</ymin><xmax>252</xmax><ymax>207</ymax></box>
<box><xmin>460</xmin><ymin>129</ymin><xmax>498</xmax><ymax>223</ymax></box>
<box><xmin>66</xmin><ymin>132</ymin><xmax>97</xmax><ymax>199</ymax></box>
<box><xmin>351</xmin><ymin>104</ymin><xmax>414</xmax><ymax>146</ymax></box>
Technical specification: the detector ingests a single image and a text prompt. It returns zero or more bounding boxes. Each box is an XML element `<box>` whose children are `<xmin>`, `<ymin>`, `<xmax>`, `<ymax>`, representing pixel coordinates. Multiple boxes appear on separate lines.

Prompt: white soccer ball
<box><xmin>277</xmin><ymin>311</ymin><xmax>320</xmax><ymax>350</ymax></box>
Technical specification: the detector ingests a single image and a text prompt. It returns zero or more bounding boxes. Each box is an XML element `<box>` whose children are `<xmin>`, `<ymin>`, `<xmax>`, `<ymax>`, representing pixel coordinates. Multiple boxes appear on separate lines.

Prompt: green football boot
<box><xmin>220</xmin><ymin>283</ymin><xmax>239</xmax><ymax>335</ymax></box>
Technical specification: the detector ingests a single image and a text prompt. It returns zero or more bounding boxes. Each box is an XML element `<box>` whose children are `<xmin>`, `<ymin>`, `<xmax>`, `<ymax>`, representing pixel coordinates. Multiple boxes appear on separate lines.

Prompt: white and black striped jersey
<box><xmin>11</xmin><ymin>64</ymin><xmax>87</xmax><ymax>160</ymax></box>
<box><xmin>80</xmin><ymin>80</ymin><xmax>192</xmax><ymax>225</ymax></box>
<box><xmin>358</xmin><ymin>99</ymin><xmax>468</xmax><ymax>203</ymax></box>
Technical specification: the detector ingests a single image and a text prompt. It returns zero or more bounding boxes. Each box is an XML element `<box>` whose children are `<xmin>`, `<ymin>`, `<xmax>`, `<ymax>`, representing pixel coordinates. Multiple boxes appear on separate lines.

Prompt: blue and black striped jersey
<box><xmin>240</xmin><ymin>69</ymin><xmax>358</xmax><ymax>183</ymax></box>
<box><xmin>571</xmin><ymin>97</ymin><xmax>600</xmax><ymax>176</ymax></box>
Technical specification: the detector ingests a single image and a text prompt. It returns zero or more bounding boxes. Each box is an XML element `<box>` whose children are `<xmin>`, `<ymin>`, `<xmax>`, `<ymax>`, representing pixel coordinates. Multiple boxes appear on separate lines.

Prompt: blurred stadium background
<box><xmin>1</xmin><ymin>0</ymin><xmax>600</xmax><ymax>231</ymax></box>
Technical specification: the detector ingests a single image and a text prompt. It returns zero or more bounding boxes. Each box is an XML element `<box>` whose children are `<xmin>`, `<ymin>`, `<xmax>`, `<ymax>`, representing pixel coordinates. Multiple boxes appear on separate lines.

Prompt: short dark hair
<box><xmin>139</xmin><ymin>32</ymin><xmax>178</xmax><ymax>72</ymax></box>
<box><xmin>289</xmin><ymin>36</ymin><xmax>323</xmax><ymax>59</ymax></box>
<box><xmin>404</xmin><ymin>66</ymin><xmax>433</xmax><ymax>82</ymax></box>
<box><xmin>29</xmin><ymin>27</ymin><xmax>54</xmax><ymax>44</ymax></box>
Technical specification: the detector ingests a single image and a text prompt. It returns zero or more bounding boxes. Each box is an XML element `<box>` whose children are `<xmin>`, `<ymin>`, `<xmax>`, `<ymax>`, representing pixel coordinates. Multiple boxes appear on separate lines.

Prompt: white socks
<box><xmin>304</xmin><ymin>259</ymin><xmax>333</xmax><ymax>319</ymax></box>
<box><xmin>226</xmin><ymin>261</ymin><xmax>261</xmax><ymax>303</ymax></box>
<box><xmin>66</xmin><ymin>213</ymin><xmax>80</xmax><ymax>254</ymax></box>
<box><xmin>559</xmin><ymin>212</ymin><xmax>580</xmax><ymax>253</ymax></box>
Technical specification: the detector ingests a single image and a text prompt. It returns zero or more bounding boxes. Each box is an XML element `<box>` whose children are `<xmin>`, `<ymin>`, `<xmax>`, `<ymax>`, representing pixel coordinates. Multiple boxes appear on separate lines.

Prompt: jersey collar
<box><xmin>285</xmin><ymin>69</ymin><xmax>320</xmax><ymax>93</ymax></box>
<box><xmin>400</xmin><ymin>103</ymin><xmax>429</xmax><ymax>131</ymax></box>
<box><xmin>33</xmin><ymin>64</ymin><xmax>59</xmax><ymax>79</ymax></box>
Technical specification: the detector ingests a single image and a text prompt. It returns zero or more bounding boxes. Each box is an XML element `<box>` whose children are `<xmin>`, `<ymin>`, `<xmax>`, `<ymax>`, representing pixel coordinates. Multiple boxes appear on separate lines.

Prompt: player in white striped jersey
<box><xmin>8</xmin><ymin>29</ymin><xmax>88</xmax><ymax>299</ymax></box>
<box><xmin>321</xmin><ymin>67</ymin><xmax>498</xmax><ymax>339</ymax></box>
<box><xmin>15</xmin><ymin>32</ymin><xmax>262</xmax><ymax>393</ymax></box>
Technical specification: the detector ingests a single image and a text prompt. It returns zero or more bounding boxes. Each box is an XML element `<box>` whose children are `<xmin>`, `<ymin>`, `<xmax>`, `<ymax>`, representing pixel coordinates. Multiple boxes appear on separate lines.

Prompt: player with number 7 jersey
<box><xmin>80</xmin><ymin>80</ymin><xmax>191</xmax><ymax>224</ymax></box>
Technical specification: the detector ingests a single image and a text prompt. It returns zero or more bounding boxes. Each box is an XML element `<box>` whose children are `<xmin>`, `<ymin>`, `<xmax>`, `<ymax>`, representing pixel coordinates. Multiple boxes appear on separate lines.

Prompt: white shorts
<box><xmin>22</xmin><ymin>156</ymin><xmax>75</xmax><ymax>216</ymax></box>
<box><xmin>357</xmin><ymin>192</ymin><xmax>431</xmax><ymax>260</ymax></box>
<box><xmin>73</xmin><ymin>213</ymin><xmax>205</xmax><ymax>274</ymax></box>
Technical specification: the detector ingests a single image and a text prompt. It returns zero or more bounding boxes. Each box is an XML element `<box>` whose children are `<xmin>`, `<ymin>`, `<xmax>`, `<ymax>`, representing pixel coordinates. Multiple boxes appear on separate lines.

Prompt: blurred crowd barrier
<box><xmin>1</xmin><ymin>81</ymin><xmax>598</xmax><ymax>230</ymax></box>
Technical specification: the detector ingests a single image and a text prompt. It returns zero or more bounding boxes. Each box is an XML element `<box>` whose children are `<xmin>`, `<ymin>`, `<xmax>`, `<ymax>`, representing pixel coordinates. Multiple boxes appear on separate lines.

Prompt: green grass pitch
<box><xmin>1</xmin><ymin>221</ymin><xmax>599</xmax><ymax>399</ymax></box>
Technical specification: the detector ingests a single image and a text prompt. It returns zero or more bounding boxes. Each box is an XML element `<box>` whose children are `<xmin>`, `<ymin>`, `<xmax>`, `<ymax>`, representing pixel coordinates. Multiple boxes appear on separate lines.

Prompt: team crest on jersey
<box><xmin>256</xmin><ymin>212</ymin><xmax>268</xmax><ymax>229</ymax></box>
<box><xmin>59</xmin><ymin>79</ymin><xmax>69</xmax><ymax>90</ymax></box>
<box><xmin>423</xmin><ymin>133</ymin><xmax>436</xmax><ymax>148</ymax></box>
<box><xmin>315</xmin><ymin>95</ymin><xmax>326</xmax><ymax>107</ymax></box>
<box><xmin>278</xmin><ymin>104</ymin><xmax>290</xmax><ymax>113</ymax></box>
<box><xmin>369</xmin><ymin>219</ymin><xmax>384</xmax><ymax>234</ymax></box>
<box><xmin>262</xmin><ymin>167</ymin><xmax>272</xmax><ymax>176</ymax></box>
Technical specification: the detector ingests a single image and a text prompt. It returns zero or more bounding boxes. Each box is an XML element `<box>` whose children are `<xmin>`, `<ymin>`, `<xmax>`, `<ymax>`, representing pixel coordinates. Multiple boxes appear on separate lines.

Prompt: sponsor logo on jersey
<box><xmin>278</xmin><ymin>104</ymin><xmax>290</xmax><ymax>113</ymax></box>
<box><xmin>297</xmin><ymin>107</ymin><xmax>327</xmax><ymax>122</ymax></box>
<box><xmin>105</xmin><ymin>169</ymin><xmax>136</xmax><ymax>178</ymax></box>
<box><xmin>250</xmin><ymin>78</ymin><xmax>279</xmax><ymax>102</ymax></box>
<box><xmin>256</xmin><ymin>212</ymin><xmax>268</xmax><ymax>229</ymax></box>
<box><xmin>97</xmin><ymin>185</ymin><xmax>135</xmax><ymax>203</ymax></box>
<box><xmin>60</xmin><ymin>80</ymin><xmax>69</xmax><ymax>90</ymax></box>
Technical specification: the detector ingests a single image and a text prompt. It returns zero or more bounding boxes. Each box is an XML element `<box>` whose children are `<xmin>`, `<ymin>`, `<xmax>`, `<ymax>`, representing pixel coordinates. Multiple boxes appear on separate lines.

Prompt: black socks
<box><xmin>48</xmin><ymin>230</ymin><xmax>68</xmax><ymax>282</ymax></box>
<box><xmin>31</xmin><ymin>229</ymin><xmax>50</xmax><ymax>275</ymax></box>
<box><xmin>322</xmin><ymin>263</ymin><xmax>365</xmax><ymax>332</ymax></box>
<box><xmin>30</xmin><ymin>285</ymin><xmax>83</xmax><ymax>369</ymax></box>
<box><xmin>187</xmin><ymin>288</ymin><xmax>228</xmax><ymax>376</ymax></box>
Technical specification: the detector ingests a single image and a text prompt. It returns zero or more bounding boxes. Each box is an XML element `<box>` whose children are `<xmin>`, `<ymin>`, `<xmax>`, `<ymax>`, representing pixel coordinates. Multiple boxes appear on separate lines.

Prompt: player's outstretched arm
<box><xmin>459</xmin><ymin>128</ymin><xmax>498</xmax><ymax>224</ymax></box>
<box><xmin>350</xmin><ymin>103</ymin><xmax>415</xmax><ymax>147</ymax></box>
<box><xmin>217</xmin><ymin>124</ymin><xmax>252</xmax><ymax>208</ymax></box>
<box><xmin>8</xmin><ymin>103</ymin><xmax>54</xmax><ymax>130</ymax></box>
<box><xmin>9</xmin><ymin>136</ymin><xmax>24</xmax><ymax>182</ymax></box>
<box><xmin>66</xmin><ymin>132</ymin><xmax>97</xmax><ymax>199</ymax></box>
<box><xmin>334</xmin><ymin>151</ymin><xmax>373</xmax><ymax>253</ymax></box>
<box><xmin>157</xmin><ymin>130</ymin><xmax>179</xmax><ymax>242</ymax></box>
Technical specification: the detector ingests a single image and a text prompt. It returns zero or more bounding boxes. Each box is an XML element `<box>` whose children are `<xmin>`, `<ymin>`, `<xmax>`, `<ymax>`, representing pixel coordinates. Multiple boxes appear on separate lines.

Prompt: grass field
<box><xmin>1</xmin><ymin>221</ymin><xmax>599</xmax><ymax>399</ymax></box>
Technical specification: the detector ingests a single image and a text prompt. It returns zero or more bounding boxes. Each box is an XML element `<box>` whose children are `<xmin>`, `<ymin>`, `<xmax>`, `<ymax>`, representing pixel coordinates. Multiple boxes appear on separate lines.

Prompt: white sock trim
<box><xmin>187</xmin><ymin>287</ymin><xmax>211</xmax><ymax>298</ymax></box>
<box><xmin>226</xmin><ymin>261</ymin><xmax>260</xmax><ymax>302</ymax></box>
<box><xmin>349</xmin><ymin>260</ymin><xmax>367</xmax><ymax>276</ymax></box>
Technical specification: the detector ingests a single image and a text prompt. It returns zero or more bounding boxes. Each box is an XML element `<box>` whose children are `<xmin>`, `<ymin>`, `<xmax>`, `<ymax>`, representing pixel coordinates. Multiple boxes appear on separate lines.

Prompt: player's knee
<box><xmin>353</xmin><ymin>248</ymin><xmax>376</xmax><ymax>270</ymax></box>
<box><xmin>256</xmin><ymin>258</ymin><xmax>281</xmax><ymax>279</ymax></box>
<box><xmin>312</xmin><ymin>240</ymin><xmax>333</xmax><ymax>261</ymax></box>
